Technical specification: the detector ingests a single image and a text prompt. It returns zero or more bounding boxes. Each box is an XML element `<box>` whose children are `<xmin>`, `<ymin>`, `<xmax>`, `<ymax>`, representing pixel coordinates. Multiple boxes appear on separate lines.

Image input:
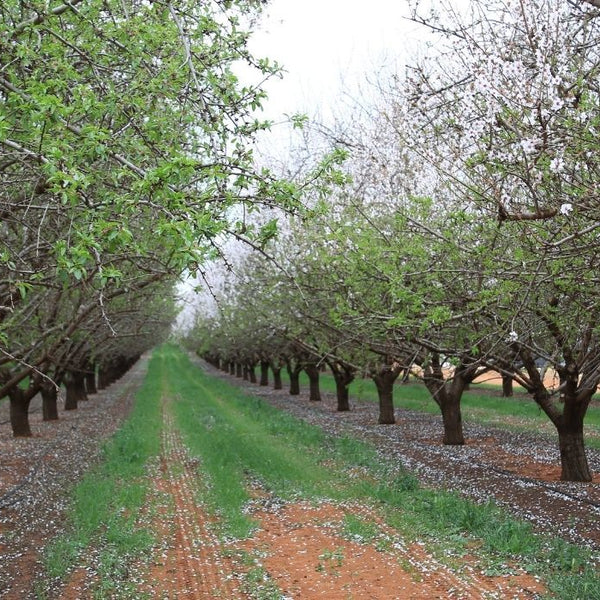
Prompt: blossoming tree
<box><xmin>406</xmin><ymin>0</ymin><xmax>600</xmax><ymax>480</ymax></box>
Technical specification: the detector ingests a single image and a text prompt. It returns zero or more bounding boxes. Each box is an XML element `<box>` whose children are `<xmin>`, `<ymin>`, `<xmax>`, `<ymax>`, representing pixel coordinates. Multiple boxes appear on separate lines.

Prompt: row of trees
<box><xmin>187</xmin><ymin>0</ymin><xmax>600</xmax><ymax>482</ymax></box>
<box><xmin>0</xmin><ymin>0</ymin><xmax>314</xmax><ymax>436</ymax></box>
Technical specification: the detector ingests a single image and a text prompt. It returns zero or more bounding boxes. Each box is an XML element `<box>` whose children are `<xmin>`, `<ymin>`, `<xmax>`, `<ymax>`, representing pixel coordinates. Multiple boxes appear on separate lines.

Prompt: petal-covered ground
<box><xmin>0</xmin><ymin>355</ymin><xmax>598</xmax><ymax>598</ymax></box>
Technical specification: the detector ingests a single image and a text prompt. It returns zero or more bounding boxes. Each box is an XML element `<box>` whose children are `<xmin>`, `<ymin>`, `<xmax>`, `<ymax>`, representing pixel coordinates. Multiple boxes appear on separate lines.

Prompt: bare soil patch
<box><xmin>235</xmin><ymin>500</ymin><xmax>545</xmax><ymax>599</ymax></box>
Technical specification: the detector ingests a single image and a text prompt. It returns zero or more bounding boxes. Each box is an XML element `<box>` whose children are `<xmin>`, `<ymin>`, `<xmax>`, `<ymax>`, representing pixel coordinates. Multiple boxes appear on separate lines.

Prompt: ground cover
<box><xmin>1</xmin><ymin>345</ymin><xmax>599</xmax><ymax>598</ymax></box>
<box><xmin>287</xmin><ymin>372</ymin><xmax>600</xmax><ymax>449</ymax></box>
<box><xmin>0</xmin><ymin>356</ymin><xmax>149</xmax><ymax>599</ymax></box>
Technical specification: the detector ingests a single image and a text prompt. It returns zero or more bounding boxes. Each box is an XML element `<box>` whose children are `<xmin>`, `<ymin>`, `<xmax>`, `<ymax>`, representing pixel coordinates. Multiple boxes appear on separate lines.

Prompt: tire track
<box><xmin>140</xmin><ymin>400</ymin><xmax>243</xmax><ymax>599</ymax></box>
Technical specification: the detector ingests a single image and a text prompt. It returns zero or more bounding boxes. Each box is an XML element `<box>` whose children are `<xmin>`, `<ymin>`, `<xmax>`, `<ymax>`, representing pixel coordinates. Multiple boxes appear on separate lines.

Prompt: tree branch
<box><xmin>10</xmin><ymin>0</ymin><xmax>85</xmax><ymax>38</ymax></box>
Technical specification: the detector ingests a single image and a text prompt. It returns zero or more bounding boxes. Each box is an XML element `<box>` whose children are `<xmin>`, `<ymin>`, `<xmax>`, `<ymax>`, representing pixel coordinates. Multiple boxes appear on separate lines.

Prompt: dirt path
<box><xmin>134</xmin><ymin>392</ymin><xmax>546</xmax><ymax>599</ymax></box>
<box><xmin>137</xmin><ymin>400</ymin><xmax>244</xmax><ymax>599</ymax></box>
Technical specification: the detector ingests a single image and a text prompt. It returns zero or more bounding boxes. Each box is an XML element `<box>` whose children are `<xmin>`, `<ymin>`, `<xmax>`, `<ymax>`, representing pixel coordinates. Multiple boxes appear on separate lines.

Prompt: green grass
<box><xmin>282</xmin><ymin>371</ymin><xmax>600</xmax><ymax>449</ymax></box>
<box><xmin>42</xmin><ymin>353</ymin><xmax>163</xmax><ymax>598</ymax></box>
<box><xmin>166</xmin><ymin>348</ymin><xmax>598</xmax><ymax>599</ymax></box>
<box><xmin>163</xmin><ymin>349</ymin><xmax>373</xmax><ymax>537</ymax></box>
<box><xmin>342</xmin><ymin>513</ymin><xmax>381</xmax><ymax>544</ymax></box>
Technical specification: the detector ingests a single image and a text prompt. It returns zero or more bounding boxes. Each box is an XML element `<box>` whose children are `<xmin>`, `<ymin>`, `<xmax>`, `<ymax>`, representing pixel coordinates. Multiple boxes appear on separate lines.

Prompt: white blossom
<box><xmin>559</xmin><ymin>203</ymin><xmax>573</xmax><ymax>215</ymax></box>
<box><xmin>520</xmin><ymin>139</ymin><xmax>537</xmax><ymax>154</ymax></box>
<box><xmin>550</xmin><ymin>156</ymin><xmax>564</xmax><ymax>174</ymax></box>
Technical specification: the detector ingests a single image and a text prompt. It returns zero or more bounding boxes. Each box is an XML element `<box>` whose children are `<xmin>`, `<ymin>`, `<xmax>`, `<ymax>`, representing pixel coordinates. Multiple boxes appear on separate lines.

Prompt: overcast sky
<box><xmin>247</xmin><ymin>0</ymin><xmax>424</xmax><ymax>126</ymax></box>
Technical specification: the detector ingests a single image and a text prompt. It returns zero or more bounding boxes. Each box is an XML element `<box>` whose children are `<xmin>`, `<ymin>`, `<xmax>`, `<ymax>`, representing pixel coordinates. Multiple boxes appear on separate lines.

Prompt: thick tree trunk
<box><xmin>331</xmin><ymin>367</ymin><xmax>354</xmax><ymax>412</ymax></box>
<box><xmin>423</xmin><ymin>353</ymin><xmax>468</xmax><ymax>445</ymax></box>
<box><xmin>41</xmin><ymin>383</ymin><xmax>59</xmax><ymax>421</ymax></box>
<box><xmin>10</xmin><ymin>392</ymin><xmax>33</xmax><ymax>437</ymax></box>
<box><xmin>440</xmin><ymin>395</ymin><xmax>465</xmax><ymax>445</ymax></box>
<box><xmin>242</xmin><ymin>365</ymin><xmax>249</xmax><ymax>381</ymax></box>
<box><xmin>259</xmin><ymin>361</ymin><xmax>269</xmax><ymax>386</ymax></box>
<box><xmin>304</xmin><ymin>363</ymin><xmax>321</xmax><ymax>401</ymax></box>
<box><xmin>556</xmin><ymin>395</ymin><xmax>592</xmax><ymax>482</ymax></box>
<box><xmin>517</xmin><ymin>346</ymin><xmax>594</xmax><ymax>482</ymax></box>
<box><xmin>229</xmin><ymin>361</ymin><xmax>235</xmax><ymax>375</ymax></box>
<box><xmin>336</xmin><ymin>383</ymin><xmax>350</xmax><ymax>411</ymax></box>
<box><xmin>272</xmin><ymin>367</ymin><xmax>282</xmax><ymax>390</ymax></box>
<box><xmin>339</xmin><ymin>385</ymin><xmax>351</xmax><ymax>411</ymax></box>
<box><xmin>373</xmin><ymin>376</ymin><xmax>395</xmax><ymax>424</ymax></box>
<box><xmin>285</xmin><ymin>359</ymin><xmax>302</xmax><ymax>396</ymax></box>
<box><xmin>64</xmin><ymin>372</ymin><xmax>87</xmax><ymax>410</ymax></box>
<box><xmin>558</xmin><ymin>428</ymin><xmax>592</xmax><ymax>482</ymax></box>
<box><xmin>288</xmin><ymin>368</ymin><xmax>301</xmax><ymax>395</ymax></box>
<box><xmin>502</xmin><ymin>374</ymin><xmax>513</xmax><ymax>397</ymax></box>
<box><xmin>235</xmin><ymin>363</ymin><xmax>243</xmax><ymax>378</ymax></box>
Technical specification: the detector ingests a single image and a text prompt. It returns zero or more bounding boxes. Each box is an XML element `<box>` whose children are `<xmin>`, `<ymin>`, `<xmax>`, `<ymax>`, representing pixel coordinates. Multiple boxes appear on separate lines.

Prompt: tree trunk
<box><xmin>65</xmin><ymin>372</ymin><xmax>87</xmax><ymax>410</ymax></box>
<box><xmin>557</xmin><ymin>427</ymin><xmax>592</xmax><ymax>482</ymax></box>
<box><xmin>423</xmin><ymin>353</ymin><xmax>467</xmax><ymax>445</ymax></box>
<box><xmin>229</xmin><ymin>361</ymin><xmax>235</xmax><ymax>375</ymax></box>
<box><xmin>235</xmin><ymin>363</ymin><xmax>243</xmax><ymax>378</ymax></box>
<box><xmin>272</xmin><ymin>367</ymin><xmax>282</xmax><ymax>390</ymax></box>
<box><xmin>98</xmin><ymin>358</ymin><xmax>126</xmax><ymax>389</ymax></box>
<box><xmin>288</xmin><ymin>369</ymin><xmax>301</xmax><ymax>395</ymax></box>
<box><xmin>248</xmin><ymin>364</ymin><xmax>257</xmax><ymax>384</ymax></box>
<box><xmin>41</xmin><ymin>383</ymin><xmax>59</xmax><ymax>421</ymax></box>
<box><xmin>372</xmin><ymin>372</ymin><xmax>396</xmax><ymax>424</ymax></box>
<box><xmin>259</xmin><ymin>361</ymin><xmax>269</xmax><ymax>386</ymax></box>
<box><xmin>97</xmin><ymin>364</ymin><xmax>109</xmax><ymax>389</ymax></box>
<box><xmin>330</xmin><ymin>366</ymin><xmax>354</xmax><ymax>412</ymax></box>
<box><xmin>285</xmin><ymin>360</ymin><xmax>302</xmax><ymax>396</ymax></box>
<box><xmin>502</xmin><ymin>374</ymin><xmax>513</xmax><ymax>397</ymax></box>
<box><xmin>556</xmin><ymin>396</ymin><xmax>592</xmax><ymax>482</ymax></box>
<box><xmin>304</xmin><ymin>363</ymin><xmax>321</xmax><ymax>401</ymax></box>
<box><xmin>242</xmin><ymin>365</ymin><xmax>249</xmax><ymax>381</ymax></box>
<box><xmin>85</xmin><ymin>368</ymin><xmax>97</xmax><ymax>395</ymax></box>
<box><xmin>517</xmin><ymin>347</ymin><xmax>593</xmax><ymax>482</ymax></box>
<box><xmin>336</xmin><ymin>383</ymin><xmax>350</xmax><ymax>411</ymax></box>
<box><xmin>440</xmin><ymin>395</ymin><xmax>465</xmax><ymax>445</ymax></box>
<box><xmin>9</xmin><ymin>391</ymin><xmax>32</xmax><ymax>437</ymax></box>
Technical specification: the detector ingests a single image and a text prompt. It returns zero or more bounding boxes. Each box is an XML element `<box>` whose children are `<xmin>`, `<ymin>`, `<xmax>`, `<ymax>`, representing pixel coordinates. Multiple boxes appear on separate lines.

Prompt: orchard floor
<box><xmin>0</xmin><ymin>355</ymin><xmax>598</xmax><ymax>599</ymax></box>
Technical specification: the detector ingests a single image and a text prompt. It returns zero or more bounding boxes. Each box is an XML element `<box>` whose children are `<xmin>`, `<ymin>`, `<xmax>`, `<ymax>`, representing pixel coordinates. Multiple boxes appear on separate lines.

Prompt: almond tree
<box><xmin>0</xmin><ymin>0</ymin><xmax>304</xmax><ymax>434</ymax></box>
<box><xmin>405</xmin><ymin>0</ymin><xmax>600</xmax><ymax>480</ymax></box>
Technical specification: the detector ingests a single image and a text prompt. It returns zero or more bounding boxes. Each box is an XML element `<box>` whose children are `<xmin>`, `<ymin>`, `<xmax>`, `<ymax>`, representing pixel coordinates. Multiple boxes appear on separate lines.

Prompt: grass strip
<box><xmin>42</xmin><ymin>354</ymin><xmax>162</xmax><ymax>598</ymax></box>
<box><xmin>169</xmin><ymin>348</ymin><xmax>598</xmax><ymax>599</ymax></box>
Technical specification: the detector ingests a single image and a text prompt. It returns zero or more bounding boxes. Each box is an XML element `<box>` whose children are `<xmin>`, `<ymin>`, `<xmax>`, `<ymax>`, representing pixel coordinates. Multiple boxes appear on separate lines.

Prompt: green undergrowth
<box><xmin>285</xmin><ymin>371</ymin><xmax>600</xmax><ymax>449</ymax></box>
<box><xmin>37</xmin><ymin>346</ymin><xmax>599</xmax><ymax>599</ymax></box>
<box><xmin>169</xmin><ymin>347</ymin><xmax>597</xmax><ymax>599</ymax></box>
<box><xmin>168</xmin><ymin>351</ymin><xmax>368</xmax><ymax>537</ymax></box>
<box><xmin>42</xmin><ymin>354</ymin><xmax>162</xmax><ymax>599</ymax></box>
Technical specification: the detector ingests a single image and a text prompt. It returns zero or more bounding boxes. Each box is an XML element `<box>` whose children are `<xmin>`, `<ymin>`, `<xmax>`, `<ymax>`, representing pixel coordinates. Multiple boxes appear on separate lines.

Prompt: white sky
<box><xmin>247</xmin><ymin>0</ymin><xmax>424</xmax><ymax>128</ymax></box>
